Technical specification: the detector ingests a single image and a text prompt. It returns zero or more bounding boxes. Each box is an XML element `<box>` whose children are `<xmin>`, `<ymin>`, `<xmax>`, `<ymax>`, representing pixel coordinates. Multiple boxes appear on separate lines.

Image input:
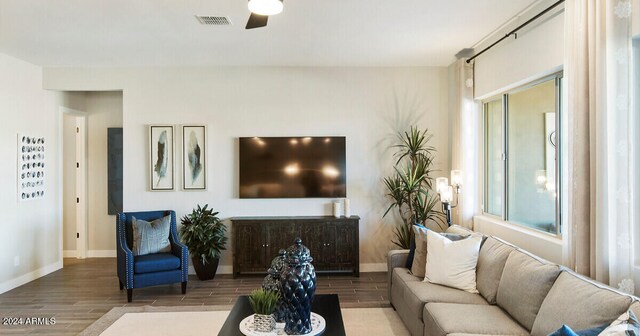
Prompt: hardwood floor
<box><xmin>0</xmin><ymin>258</ymin><xmax>388</xmax><ymax>335</ymax></box>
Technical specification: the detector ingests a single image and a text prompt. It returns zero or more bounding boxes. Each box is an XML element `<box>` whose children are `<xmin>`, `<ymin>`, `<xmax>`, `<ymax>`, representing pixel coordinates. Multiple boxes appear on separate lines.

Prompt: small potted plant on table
<box><xmin>248</xmin><ymin>289</ymin><xmax>280</xmax><ymax>333</ymax></box>
<box><xmin>179</xmin><ymin>204</ymin><xmax>227</xmax><ymax>280</ymax></box>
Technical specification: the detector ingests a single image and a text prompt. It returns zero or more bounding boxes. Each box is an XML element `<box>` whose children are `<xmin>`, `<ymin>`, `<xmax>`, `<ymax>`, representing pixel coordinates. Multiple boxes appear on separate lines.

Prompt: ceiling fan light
<box><xmin>248</xmin><ymin>0</ymin><xmax>283</xmax><ymax>16</ymax></box>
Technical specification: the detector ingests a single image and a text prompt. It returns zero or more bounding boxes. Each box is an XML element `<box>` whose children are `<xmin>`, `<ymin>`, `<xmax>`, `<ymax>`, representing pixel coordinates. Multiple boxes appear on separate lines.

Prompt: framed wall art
<box><xmin>149</xmin><ymin>125</ymin><xmax>174</xmax><ymax>191</ymax></box>
<box><xmin>182</xmin><ymin>125</ymin><xmax>206</xmax><ymax>190</ymax></box>
<box><xmin>18</xmin><ymin>134</ymin><xmax>46</xmax><ymax>201</ymax></box>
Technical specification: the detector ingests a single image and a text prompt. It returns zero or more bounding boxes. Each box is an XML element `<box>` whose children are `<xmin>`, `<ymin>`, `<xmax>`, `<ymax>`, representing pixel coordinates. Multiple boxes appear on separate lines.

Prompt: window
<box><xmin>484</xmin><ymin>99</ymin><xmax>503</xmax><ymax>217</ymax></box>
<box><xmin>483</xmin><ymin>75</ymin><xmax>562</xmax><ymax>235</ymax></box>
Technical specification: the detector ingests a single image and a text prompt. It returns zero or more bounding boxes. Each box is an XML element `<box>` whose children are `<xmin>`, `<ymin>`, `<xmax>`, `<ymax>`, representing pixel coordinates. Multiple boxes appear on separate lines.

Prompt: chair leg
<box><xmin>182</xmin><ymin>281</ymin><xmax>187</xmax><ymax>295</ymax></box>
<box><xmin>127</xmin><ymin>289</ymin><xmax>133</xmax><ymax>302</ymax></box>
<box><xmin>119</xmin><ymin>280</ymin><xmax>124</xmax><ymax>290</ymax></box>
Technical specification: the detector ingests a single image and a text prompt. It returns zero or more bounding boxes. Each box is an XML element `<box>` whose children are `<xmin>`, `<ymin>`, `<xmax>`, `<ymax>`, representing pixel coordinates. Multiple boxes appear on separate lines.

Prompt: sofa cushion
<box><xmin>134</xmin><ymin>253</ymin><xmax>181</xmax><ymax>274</ymax></box>
<box><xmin>425</xmin><ymin>230</ymin><xmax>483</xmax><ymax>293</ymax></box>
<box><xmin>496</xmin><ymin>249</ymin><xmax>561</xmax><ymax>331</ymax></box>
<box><xmin>476</xmin><ymin>236</ymin><xmax>517</xmax><ymax>304</ymax></box>
<box><xmin>392</xmin><ymin>267</ymin><xmax>421</xmax><ymax>284</ymax></box>
<box><xmin>423</xmin><ymin>303</ymin><xmax>529</xmax><ymax>336</ymax></box>
<box><xmin>403</xmin><ymin>279</ymin><xmax>488</xmax><ymax>322</ymax></box>
<box><xmin>530</xmin><ymin>271</ymin><xmax>634</xmax><ymax>336</ymax></box>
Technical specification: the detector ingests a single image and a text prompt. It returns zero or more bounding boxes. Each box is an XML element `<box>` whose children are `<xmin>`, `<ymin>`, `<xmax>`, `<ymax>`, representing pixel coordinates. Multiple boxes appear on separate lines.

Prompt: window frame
<box><xmin>481</xmin><ymin>72</ymin><xmax>563</xmax><ymax>238</ymax></box>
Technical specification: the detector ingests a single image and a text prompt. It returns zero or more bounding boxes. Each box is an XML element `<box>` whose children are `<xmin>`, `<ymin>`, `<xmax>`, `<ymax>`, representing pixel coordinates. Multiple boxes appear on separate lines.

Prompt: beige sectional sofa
<box><xmin>387</xmin><ymin>225</ymin><xmax>640</xmax><ymax>336</ymax></box>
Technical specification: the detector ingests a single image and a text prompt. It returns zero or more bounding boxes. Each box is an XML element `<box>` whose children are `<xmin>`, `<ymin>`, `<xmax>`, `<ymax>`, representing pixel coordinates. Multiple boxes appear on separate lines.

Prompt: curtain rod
<box><xmin>466</xmin><ymin>0</ymin><xmax>565</xmax><ymax>63</ymax></box>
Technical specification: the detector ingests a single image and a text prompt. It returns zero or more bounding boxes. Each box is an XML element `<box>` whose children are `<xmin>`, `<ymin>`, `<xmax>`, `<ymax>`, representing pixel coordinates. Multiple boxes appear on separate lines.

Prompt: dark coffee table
<box><xmin>218</xmin><ymin>294</ymin><xmax>346</xmax><ymax>336</ymax></box>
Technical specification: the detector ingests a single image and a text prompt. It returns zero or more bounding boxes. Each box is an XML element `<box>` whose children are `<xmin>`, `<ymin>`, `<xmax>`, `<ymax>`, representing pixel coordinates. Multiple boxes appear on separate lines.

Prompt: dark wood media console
<box><xmin>231</xmin><ymin>216</ymin><xmax>359</xmax><ymax>278</ymax></box>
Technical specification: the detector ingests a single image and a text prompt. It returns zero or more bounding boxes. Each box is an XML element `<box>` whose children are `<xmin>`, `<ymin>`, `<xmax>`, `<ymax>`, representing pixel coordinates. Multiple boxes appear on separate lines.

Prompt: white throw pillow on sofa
<box><xmin>424</xmin><ymin>230</ymin><xmax>482</xmax><ymax>293</ymax></box>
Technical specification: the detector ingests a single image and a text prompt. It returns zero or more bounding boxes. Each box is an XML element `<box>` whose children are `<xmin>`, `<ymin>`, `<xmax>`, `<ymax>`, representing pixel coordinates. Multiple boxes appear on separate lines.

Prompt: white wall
<box><xmin>43</xmin><ymin>66</ymin><xmax>450</xmax><ymax>270</ymax></box>
<box><xmin>474</xmin><ymin>11</ymin><xmax>564</xmax><ymax>100</ymax></box>
<box><xmin>63</xmin><ymin>113</ymin><xmax>79</xmax><ymax>253</ymax></box>
<box><xmin>85</xmin><ymin>91</ymin><xmax>123</xmax><ymax>253</ymax></box>
<box><xmin>0</xmin><ymin>53</ymin><xmax>83</xmax><ymax>293</ymax></box>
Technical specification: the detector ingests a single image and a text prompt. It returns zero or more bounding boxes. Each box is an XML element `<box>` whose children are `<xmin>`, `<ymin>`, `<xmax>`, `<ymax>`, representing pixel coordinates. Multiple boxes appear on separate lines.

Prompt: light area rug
<box><xmin>80</xmin><ymin>306</ymin><xmax>409</xmax><ymax>336</ymax></box>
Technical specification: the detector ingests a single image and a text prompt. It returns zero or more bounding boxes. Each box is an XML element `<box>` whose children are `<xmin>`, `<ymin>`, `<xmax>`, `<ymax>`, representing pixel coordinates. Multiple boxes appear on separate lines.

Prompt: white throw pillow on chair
<box><xmin>424</xmin><ymin>229</ymin><xmax>482</xmax><ymax>293</ymax></box>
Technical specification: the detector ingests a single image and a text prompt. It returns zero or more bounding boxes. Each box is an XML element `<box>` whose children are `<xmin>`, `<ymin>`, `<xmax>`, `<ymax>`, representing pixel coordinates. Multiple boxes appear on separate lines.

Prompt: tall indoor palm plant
<box><xmin>383</xmin><ymin>126</ymin><xmax>446</xmax><ymax>248</ymax></box>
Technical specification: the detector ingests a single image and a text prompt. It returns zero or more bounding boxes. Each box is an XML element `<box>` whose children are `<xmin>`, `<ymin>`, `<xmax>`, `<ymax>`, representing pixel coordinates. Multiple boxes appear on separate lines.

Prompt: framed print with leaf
<box><xmin>182</xmin><ymin>125</ymin><xmax>206</xmax><ymax>190</ymax></box>
<box><xmin>150</xmin><ymin>125</ymin><xmax>174</xmax><ymax>191</ymax></box>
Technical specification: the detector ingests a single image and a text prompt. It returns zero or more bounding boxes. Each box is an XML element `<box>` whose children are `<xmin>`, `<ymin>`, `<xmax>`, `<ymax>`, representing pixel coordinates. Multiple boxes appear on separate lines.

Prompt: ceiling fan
<box><xmin>246</xmin><ymin>0</ymin><xmax>284</xmax><ymax>29</ymax></box>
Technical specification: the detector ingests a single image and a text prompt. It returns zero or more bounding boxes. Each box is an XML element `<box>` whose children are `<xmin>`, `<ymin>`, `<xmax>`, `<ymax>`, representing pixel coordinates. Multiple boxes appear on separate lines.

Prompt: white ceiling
<box><xmin>0</xmin><ymin>0</ymin><xmax>536</xmax><ymax>67</ymax></box>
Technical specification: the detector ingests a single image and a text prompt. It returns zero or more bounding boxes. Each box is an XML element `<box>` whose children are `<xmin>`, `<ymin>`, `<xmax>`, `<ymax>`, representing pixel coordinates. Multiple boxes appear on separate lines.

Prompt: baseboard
<box><xmin>0</xmin><ymin>259</ymin><xmax>63</xmax><ymax>294</ymax></box>
<box><xmin>87</xmin><ymin>250</ymin><xmax>116</xmax><ymax>258</ymax></box>
<box><xmin>360</xmin><ymin>263</ymin><xmax>387</xmax><ymax>272</ymax></box>
<box><xmin>63</xmin><ymin>250</ymin><xmax>116</xmax><ymax>258</ymax></box>
<box><xmin>63</xmin><ymin>250</ymin><xmax>77</xmax><ymax>258</ymax></box>
<box><xmin>188</xmin><ymin>265</ymin><xmax>233</xmax><ymax>275</ymax></box>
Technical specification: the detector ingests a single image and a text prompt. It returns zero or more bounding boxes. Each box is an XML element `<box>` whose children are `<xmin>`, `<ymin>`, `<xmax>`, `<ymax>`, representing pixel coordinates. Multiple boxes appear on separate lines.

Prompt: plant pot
<box><xmin>253</xmin><ymin>314</ymin><xmax>275</xmax><ymax>332</ymax></box>
<box><xmin>191</xmin><ymin>257</ymin><xmax>219</xmax><ymax>281</ymax></box>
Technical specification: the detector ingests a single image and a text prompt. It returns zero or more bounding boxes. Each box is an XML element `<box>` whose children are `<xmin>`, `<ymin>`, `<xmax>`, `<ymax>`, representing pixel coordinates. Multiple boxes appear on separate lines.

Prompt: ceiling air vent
<box><xmin>196</xmin><ymin>16</ymin><xmax>232</xmax><ymax>26</ymax></box>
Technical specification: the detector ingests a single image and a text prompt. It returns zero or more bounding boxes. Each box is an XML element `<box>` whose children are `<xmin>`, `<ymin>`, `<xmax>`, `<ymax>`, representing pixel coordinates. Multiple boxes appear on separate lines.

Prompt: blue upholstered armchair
<box><xmin>116</xmin><ymin>210</ymin><xmax>189</xmax><ymax>302</ymax></box>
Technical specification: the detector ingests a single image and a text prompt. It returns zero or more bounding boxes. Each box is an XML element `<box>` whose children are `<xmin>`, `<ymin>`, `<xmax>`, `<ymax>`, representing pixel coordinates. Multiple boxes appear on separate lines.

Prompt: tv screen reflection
<box><xmin>239</xmin><ymin>137</ymin><xmax>346</xmax><ymax>198</ymax></box>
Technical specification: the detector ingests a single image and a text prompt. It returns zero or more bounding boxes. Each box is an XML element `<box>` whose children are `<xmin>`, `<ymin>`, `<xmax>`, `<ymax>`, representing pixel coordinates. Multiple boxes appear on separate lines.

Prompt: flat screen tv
<box><xmin>239</xmin><ymin>136</ymin><xmax>346</xmax><ymax>198</ymax></box>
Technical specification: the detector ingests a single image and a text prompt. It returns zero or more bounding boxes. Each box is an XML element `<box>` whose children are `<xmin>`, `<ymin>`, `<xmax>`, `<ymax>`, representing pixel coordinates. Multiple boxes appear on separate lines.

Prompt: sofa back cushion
<box><xmin>496</xmin><ymin>249</ymin><xmax>561</xmax><ymax>331</ymax></box>
<box><xmin>530</xmin><ymin>271</ymin><xmax>634</xmax><ymax>336</ymax></box>
<box><xmin>446</xmin><ymin>225</ymin><xmax>474</xmax><ymax>235</ymax></box>
<box><xmin>476</xmin><ymin>236</ymin><xmax>517</xmax><ymax>304</ymax></box>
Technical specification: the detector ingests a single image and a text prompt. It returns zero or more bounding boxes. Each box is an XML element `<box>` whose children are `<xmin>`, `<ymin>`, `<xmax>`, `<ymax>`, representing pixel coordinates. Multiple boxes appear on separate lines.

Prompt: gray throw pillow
<box><xmin>410</xmin><ymin>225</ymin><xmax>468</xmax><ymax>278</ymax></box>
<box><xmin>132</xmin><ymin>215</ymin><xmax>172</xmax><ymax>256</ymax></box>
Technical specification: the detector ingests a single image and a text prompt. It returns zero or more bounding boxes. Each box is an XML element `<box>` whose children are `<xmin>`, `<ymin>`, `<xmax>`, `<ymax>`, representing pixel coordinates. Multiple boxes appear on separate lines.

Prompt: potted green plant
<box><xmin>383</xmin><ymin>126</ymin><xmax>447</xmax><ymax>248</ymax></box>
<box><xmin>248</xmin><ymin>289</ymin><xmax>280</xmax><ymax>333</ymax></box>
<box><xmin>179</xmin><ymin>204</ymin><xmax>228</xmax><ymax>280</ymax></box>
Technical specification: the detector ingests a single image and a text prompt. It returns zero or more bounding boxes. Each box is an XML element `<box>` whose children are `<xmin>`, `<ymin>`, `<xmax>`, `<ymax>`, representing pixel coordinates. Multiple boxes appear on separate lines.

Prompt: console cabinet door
<box><xmin>265</xmin><ymin>222</ymin><xmax>299</xmax><ymax>263</ymax></box>
<box><xmin>234</xmin><ymin>223</ymin><xmax>266</xmax><ymax>274</ymax></box>
<box><xmin>300</xmin><ymin>223</ymin><xmax>327</xmax><ymax>270</ymax></box>
<box><xmin>334</xmin><ymin>221</ymin><xmax>358</xmax><ymax>269</ymax></box>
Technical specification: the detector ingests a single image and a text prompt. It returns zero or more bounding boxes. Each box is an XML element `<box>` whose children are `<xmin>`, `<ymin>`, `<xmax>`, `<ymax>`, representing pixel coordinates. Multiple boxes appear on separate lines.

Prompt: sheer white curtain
<box><xmin>451</xmin><ymin>59</ymin><xmax>480</xmax><ymax>229</ymax></box>
<box><xmin>564</xmin><ymin>0</ymin><xmax>635</xmax><ymax>294</ymax></box>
